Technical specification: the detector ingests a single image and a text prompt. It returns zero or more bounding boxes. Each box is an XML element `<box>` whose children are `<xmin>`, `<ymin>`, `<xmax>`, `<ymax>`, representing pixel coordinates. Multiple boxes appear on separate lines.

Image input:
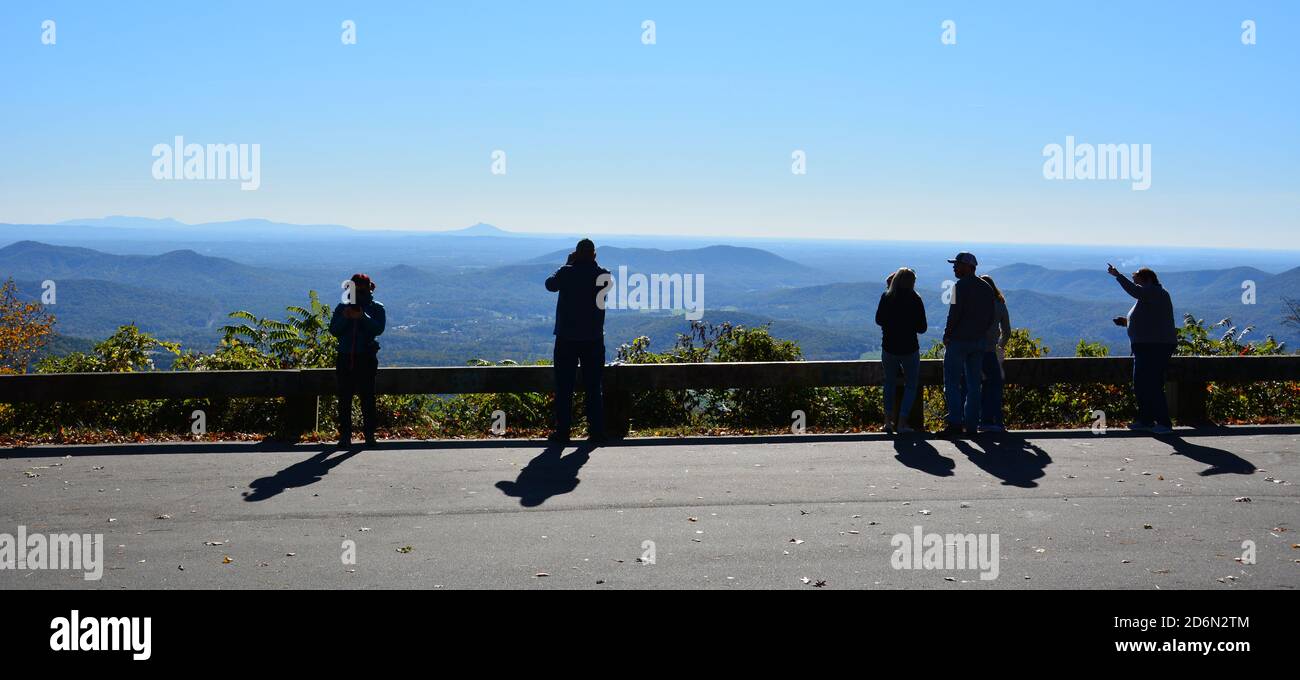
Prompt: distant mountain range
<box><xmin>2</xmin><ymin>222</ymin><xmax>1297</xmax><ymax>366</ymax></box>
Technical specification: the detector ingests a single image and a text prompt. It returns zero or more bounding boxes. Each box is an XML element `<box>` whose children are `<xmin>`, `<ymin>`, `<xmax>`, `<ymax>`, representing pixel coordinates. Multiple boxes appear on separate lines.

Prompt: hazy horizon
<box><xmin>10</xmin><ymin>214</ymin><xmax>1300</xmax><ymax>257</ymax></box>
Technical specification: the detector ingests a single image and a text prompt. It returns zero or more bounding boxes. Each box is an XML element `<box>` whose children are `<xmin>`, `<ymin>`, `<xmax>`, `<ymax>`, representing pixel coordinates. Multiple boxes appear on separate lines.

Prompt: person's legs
<box><xmin>358</xmin><ymin>353</ymin><xmax>378</xmax><ymax>441</ymax></box>
<box><xmin>579</xmin><ymin>340</ymin><xmax>606</xmax><ymax>435</ymax></box>
<box><xmin>335</xmin><ymin>359</ymin><xmax>356</xmax><ymax>441</ymax></box>
<box><xmin>980</xmin><ymin>351</ymin><xmax>1004</xmax><ymax>427</ymax></box>
<box><xmin>1131</xmin><ymin>344</ymin><xmax>1154</xmax><ymax>425</ymax></box>
<box><xmin>1148</xmin><ymin>343</ymin><xmax>1174</xmax><ymax>427</ymax></box>
<box><xmin>943</xmin><ymin>342</ymin><xmax>966</xmax><ymax>426</ymax></box>
<box><xmin>898</xmin><ymin>351</ymin><xmax>921</xmax><ymax>424</ymax></box>
<box><xmin>962</xmin><ymin>345</ymin><xmax>983</xmax><ymax>430</ymax></box>
<box><xmin>552</xmin><ymin>339</ymin><xmax>579</xmax><ymax>435</ymax></box>
<box><xmin>881</xmin><ymin>351</ymin><xmax>901</xmax><ymax>426</ymax></box>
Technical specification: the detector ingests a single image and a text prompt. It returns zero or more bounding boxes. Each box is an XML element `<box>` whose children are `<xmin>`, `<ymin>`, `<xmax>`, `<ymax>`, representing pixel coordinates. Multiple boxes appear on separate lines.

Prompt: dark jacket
<box><xmin>875</xmin><ymin>290</ymin><xmax>927</xmax><ymax>355</ymax></box>
<box><xmin>546</xmin><ymin>260</ymin><xmax>610</xmax><ymax>341</ymax></box>
<box><xmin>1117</xmin><ymin>275</ymin><xmax>1177</xmax><ymax>344</ymax></box>
<box><xmin>944</xmin><ymin>274</ymin><xmax>996</xmax><ymax>343</ymax></box>
<box><xmin>329</xmin><ymin>301</ymin><xmax>386</xmax><ymax>356</ymax></box>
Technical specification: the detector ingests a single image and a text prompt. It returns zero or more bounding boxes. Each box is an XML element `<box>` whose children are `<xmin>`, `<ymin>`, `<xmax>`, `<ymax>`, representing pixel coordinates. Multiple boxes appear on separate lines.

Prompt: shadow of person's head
<box><xmin>495</xmin><ymin>444</ymin><xmax>596</xmax><ymax>507</ymax></box>
<box><xmin>1158</xmin><ymin>434</ymin><xmax>1256</xmax><ymax>476</ymax></box>
<box><xmin>243</xmin><ymin>447</ymin><xmax>360</xmax><ymax>502</ymax></box>
<box><xmin>951</xmin><ymin>433</ymin><xmax>1052</xmax><ymax>488</ymax></box>
<box><xmin>893</xmin><ymin>437</ymin><xmax>955</xmax><ymax>477</ymax></box>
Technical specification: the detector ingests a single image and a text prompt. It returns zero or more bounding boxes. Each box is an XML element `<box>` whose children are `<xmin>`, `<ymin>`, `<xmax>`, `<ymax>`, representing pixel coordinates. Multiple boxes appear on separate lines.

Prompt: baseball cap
<box><xmin>947</xmin><ymin>252</ymin><xmax>978</xmax><ymax>267</ymax></box>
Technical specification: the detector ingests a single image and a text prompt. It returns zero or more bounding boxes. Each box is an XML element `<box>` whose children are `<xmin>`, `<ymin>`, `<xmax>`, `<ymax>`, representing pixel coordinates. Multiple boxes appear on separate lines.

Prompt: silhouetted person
<box><xmin>939</xmin><ymin>252</ymin><xmax>995</xmax><ymax>437</ymax></box>
<box><xmin>545</xmin><ymin>239</ymin><xmax>610</xmax><ymax>442</ymax></box>
<box><xmin>1108</xmin><ymin>263</ymin><xmax>1176</xmax><ymax>434</ymax></box>
<box><xmin>875</xmin><ymin>267</ymin><xmax>926</xmax><ymax>434</ymax></box>
<box><xmin>329</xmin><ymin>273</ymin><xmax>385</xmax><ymax>447</ymax></box>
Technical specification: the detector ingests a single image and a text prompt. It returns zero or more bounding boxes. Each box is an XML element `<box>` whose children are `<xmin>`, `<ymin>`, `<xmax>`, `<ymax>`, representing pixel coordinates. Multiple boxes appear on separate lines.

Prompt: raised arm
<box><xmin>545</xmin><ymin>267</ymin><xmax>564</xmax><ymax>292</ymax></box>
<box><xmin>1108</xmin><ymin>263</ymin><xmax>1143</xmax><ymax>300</ymax></box>
<box><xmin>1114</xmin><ymin>273</ymin><xmax>1143</xmax><ymax>300</ymax></box>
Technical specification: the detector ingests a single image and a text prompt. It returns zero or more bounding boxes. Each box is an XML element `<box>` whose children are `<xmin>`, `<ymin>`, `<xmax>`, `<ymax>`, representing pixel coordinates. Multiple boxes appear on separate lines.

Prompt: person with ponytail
<box><xmin>874</xmin><ymin>267</ymin><xmax>927</xmax><ymax>434</ymax></box>
<box><xmin>977</xmin><ymin>275</ymin><xmax>1011</xmax><ymax>432</ymax></box>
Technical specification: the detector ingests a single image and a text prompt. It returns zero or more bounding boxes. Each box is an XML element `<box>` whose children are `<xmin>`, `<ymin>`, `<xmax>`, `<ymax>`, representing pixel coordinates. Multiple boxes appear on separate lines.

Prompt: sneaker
<box><xmin>337</xmin><ymin>434</ymin><xmax>352</xmax><ymax>448</ymax></box>
<box><xmin>586</xmin><ymin>431</ymin><xmax>609</xmax><ymax>443</ymax></box>
<box><xmin>364</xmin><ymin>432</ymin><xmax>377</xmax><ymax>447</ymax></box>
<box><xmin>935</xmin><ymin>424</ymin><xmax>965</xmax><ymax>437</ymax></box>
<box><xmin>1127</xmin><ymin>422</ymin><xmax>1153</xmax><ymax>432</ymax></box>
<box><xmin>897</xmin><ymin>424</ymin><xmax>916</xmax><ymax>434</ymax></box>
<box><xmin>978</xmin><ymin>424</ymin><xmax>1005</xmax><ymax>433</ymax></box>
<box><xmin>1149</xmin><ymin>424</ymin><xmax>1174</xmax><ymax>434</ymax></box>
<box><xmin>546</xmin><ymin>431</ymin><xmax>571</xmax><ymax>443</ymax></box>
<box><xmin>884</xmin><ymin>422</ymin><xmax>896</xmax><ymax>435</ymax></box>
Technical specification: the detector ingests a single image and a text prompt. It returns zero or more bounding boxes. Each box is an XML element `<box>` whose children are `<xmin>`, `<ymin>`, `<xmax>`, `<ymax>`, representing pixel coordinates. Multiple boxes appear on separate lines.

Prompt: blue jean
<box><xmin>882</xmin><ymin>350</ymin><xmax>921</xmax><ymax>424</ymax></box>
<box><xmin>554</xmin><ymin>339</ymin><xmax>606</xmax><ymax>434</ymax></box>
<box><xmin>944</xmin><ymin>339</ymin><xmax>984</xmax><ymax>428</ymax></box>
<box><xmin>958</xmin><ymin>352</ymin><xmax>1004</xmax><ymax>426</ymax></box>
<box><xmin>1132</xmin><ymin>342</ymin><xmax>1174</xmax><ymax>427</ymax></box>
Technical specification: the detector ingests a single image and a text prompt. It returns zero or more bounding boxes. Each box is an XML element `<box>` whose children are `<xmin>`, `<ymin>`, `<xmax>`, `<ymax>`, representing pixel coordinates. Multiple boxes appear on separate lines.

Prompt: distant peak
<box><xmin>444</xmin><ymin>223</ymin><xmax>511</xmax><ymax>236</ymax></box>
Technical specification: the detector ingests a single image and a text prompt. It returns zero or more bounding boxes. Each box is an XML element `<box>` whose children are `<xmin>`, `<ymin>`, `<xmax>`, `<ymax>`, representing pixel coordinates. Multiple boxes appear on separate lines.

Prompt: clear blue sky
<box><xmin>2</xmin><ymin>1</ymin><xmax>1297</xmax><ymax>247</ymax></box>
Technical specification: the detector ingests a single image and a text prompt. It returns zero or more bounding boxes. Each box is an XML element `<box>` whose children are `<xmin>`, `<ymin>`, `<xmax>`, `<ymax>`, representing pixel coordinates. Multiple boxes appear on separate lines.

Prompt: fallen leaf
<box><xmin>222</xmin><ymin>556</ymin><xmax>233</xmax><ymax>564</ymax></box>
<box><xmin>789</xmin><ymin>538</ymin><xmax>804</xmax><ymax>545</ymax></box>
<box><xmin>1234</xmin><ymin>497</ymin><xmax>1252</xmax><ymax>502</ymax></box>
<box><xmin>535</xmin><ymin>572</ymin><xmax>550</xmax><ymax>578</ymax></box>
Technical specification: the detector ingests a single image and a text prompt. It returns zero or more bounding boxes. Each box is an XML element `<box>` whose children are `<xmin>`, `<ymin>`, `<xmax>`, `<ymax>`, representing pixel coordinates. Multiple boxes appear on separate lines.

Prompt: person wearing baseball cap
<box><xmin>939</xmin><ymin>252</ymin><xmax>996</xmax><ymax>436</ymax></box>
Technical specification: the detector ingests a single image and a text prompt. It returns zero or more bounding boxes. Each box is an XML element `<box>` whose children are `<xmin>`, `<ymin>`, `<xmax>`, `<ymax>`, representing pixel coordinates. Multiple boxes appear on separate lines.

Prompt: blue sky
<box><xmin>1</xmin><ymin>1</ymin><xmax>1297</xmax><ymax>247</ymax></box>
